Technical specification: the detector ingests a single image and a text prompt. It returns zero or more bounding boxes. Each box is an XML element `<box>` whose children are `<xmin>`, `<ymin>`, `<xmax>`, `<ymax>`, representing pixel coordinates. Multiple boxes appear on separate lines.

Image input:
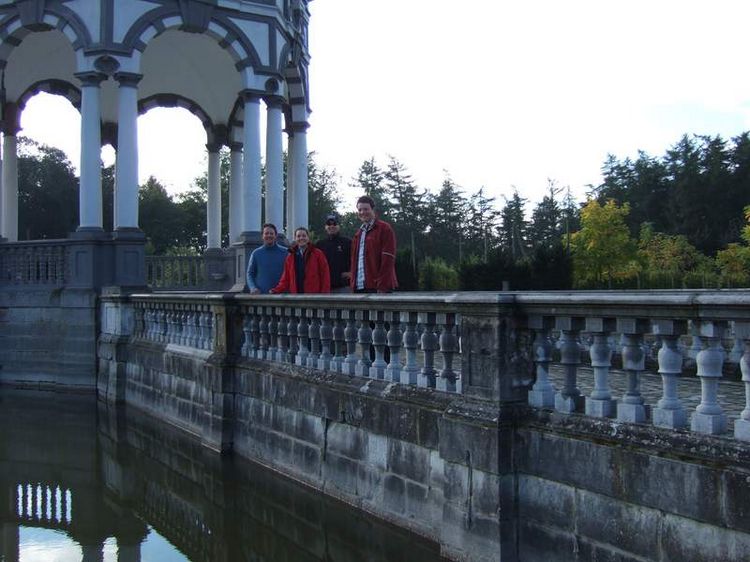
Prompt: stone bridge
<box><xmin>2</xmin><ymin>242</ymin><xmax>750</xmax><ymax>561</ymax></box>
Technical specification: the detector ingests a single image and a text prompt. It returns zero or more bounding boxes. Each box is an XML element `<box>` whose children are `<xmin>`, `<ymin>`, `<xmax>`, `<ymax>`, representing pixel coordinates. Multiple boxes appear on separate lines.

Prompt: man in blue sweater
<box><xmin>246</xmin><ymin>223</ymin><xmax>287</xmax><ymax>293</ymax></box>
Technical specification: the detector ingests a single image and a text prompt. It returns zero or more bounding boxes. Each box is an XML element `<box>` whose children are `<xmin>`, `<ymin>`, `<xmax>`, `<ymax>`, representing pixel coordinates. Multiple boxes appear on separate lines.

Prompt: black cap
<box><xmin>325</xmin><ymin>213</ymin><xmax>338</xmax><ymax>224</ymax></box>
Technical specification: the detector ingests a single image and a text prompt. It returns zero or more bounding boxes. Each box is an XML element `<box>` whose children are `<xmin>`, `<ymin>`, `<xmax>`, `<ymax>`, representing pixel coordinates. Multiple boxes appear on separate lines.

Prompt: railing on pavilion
<box><xmin>0</xmin><ymin>239</ymin><xmax>68</xmax><ymax>285</ymax></box>
<box><xmin>123</xmin><ymin>290</ymin><xmax>750</xmax><ymax>443</ymax></box>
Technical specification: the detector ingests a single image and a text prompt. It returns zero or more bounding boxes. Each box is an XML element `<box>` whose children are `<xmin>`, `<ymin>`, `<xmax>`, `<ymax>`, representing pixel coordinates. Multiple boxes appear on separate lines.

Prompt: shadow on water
<box><xmin>0</xmin><ymin>388</ymin><xmax>447</xmax><ymax>562</ymax></box>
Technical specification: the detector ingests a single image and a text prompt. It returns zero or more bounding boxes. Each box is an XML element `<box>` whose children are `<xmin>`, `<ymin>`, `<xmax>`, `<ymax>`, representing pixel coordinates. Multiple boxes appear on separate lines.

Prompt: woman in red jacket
<box><xmin>270</xmin><ymin>227</ymin><xmax>331</xmax><ymax>294</ymax></box>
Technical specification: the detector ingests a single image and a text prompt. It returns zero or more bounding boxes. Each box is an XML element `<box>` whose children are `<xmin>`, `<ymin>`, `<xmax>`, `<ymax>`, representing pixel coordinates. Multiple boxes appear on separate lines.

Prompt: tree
<box><xmin>307</xmin><ymin>153</ymin><xmax>340</xmax><ymax>240</ymax></box>
<box><xmin>465</xmin><ymin>187</ymin><xmax>499</xmax><ymax>262</ymax></box>
<box><xmin>17</xmin><ymin>137</ymin><xmax>78</xmax><ymax>240</ymax></box>
<box><xmin>499</xmin><ymin>190</ymin><xmax>529</xmax><ymax>261</ymax></box>
<box><xmin>424</xmin><ymin>174</ymin><xmax>466</xmax><ymax>263</ymax></box>
<box><xmin>570</xmin><ymin>199</ymin><xmax>637</xmax><ymax>287</ymax></box>
<box><xmin>351</xmin><ymin>157</ymin><xmax>391</xmax><ymax>219</ymax></box>
<box><xmin>529</xmin><ymin>180</ymin><xmax>563</xmax><ymax>249</ymax></box>
<box><xmin>139</xmin><ymin>176</ymin><xmax>183</xmax><ymax>254</ymax></box>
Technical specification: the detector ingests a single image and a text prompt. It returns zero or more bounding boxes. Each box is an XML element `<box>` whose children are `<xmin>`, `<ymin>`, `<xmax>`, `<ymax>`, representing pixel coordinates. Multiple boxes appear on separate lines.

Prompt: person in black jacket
<box><xmin>317</xmin><ymin>213</ymin><xmax>351</xmax><ymax>293</ymax></box>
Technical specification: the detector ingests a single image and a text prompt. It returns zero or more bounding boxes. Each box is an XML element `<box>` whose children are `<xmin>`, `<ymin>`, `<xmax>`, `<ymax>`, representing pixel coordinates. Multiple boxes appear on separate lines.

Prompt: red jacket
<box><xmin>350</xmin><ymin>218</ymin><xmax>398</xmax><ymax>292</ymax></box>
<box><xmin>271</xmin><ymin>244</ymin><xmax>331</xmax><ymax>294</ymax></box>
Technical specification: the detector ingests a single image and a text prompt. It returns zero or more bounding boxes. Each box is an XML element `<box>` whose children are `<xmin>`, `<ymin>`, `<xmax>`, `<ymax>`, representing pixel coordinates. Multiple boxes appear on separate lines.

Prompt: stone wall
<box><xmin>0</xmin><ymin>287</ymin><xmax>98</xmax><ymax>389</ymax></box>
<box><xmin>516</xmin><ymin>411</ymin><xmax>750</xmax><ymax>562</ymax></box>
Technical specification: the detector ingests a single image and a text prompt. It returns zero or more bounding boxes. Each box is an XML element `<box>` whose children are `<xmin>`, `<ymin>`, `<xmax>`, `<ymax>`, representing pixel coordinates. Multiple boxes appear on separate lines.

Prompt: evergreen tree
<box><xmin>424</xmin><ymin>174</ymin><xmax>466</xmax><ymax>263</ymax></box>
<box><xmin>529</xmin><ymin>180</ymin><xmax>562</xmax><ymax>249</ymax></box>
<box><xmin>499</xmin><ymin>190</ymin><xmax>529</xmax><ymax>261</ymax></box>
<box><xmin>351</xmin><ymin>157</ymin><xmax>391</xmax><ymax>219</ymax></box>
<box><xmin>466</xmin><ymin>187</ymin><xmax>499</xmax><ymax>262</ymax></box>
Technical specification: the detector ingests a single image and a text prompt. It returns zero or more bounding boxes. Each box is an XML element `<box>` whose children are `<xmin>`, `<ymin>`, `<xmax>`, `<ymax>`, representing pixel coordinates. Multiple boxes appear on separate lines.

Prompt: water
<box><xmin>0</xmin><ymin>389</ymin><xmax>445</xmax><ymax>562</ymax></box>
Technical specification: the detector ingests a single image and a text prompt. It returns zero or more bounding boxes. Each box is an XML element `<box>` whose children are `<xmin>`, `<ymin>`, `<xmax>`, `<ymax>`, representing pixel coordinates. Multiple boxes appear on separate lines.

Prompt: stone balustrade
<box><xmin>0</xmin><ymin>239</ymin><xmax>68</xmax><ymax>285</ymax></box>
<box><xmin>517</xmin><ymin>291</ymin><xmax>750</xmax><ymax>441</ymax></box>
<box><xmin>123</xmin><ymin>290</ymin><xmax>750</xmax><ymax>442</ymax></box>
<box><xmin>145</xmin><ymin>256</ymin><xmax>206</xmax><ymax>290</ymax></box>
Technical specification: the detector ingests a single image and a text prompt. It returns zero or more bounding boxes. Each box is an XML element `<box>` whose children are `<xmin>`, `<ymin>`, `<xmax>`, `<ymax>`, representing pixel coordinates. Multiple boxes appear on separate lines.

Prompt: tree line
<box><xmin>13</xmin><ymin>132</ymin><xmax>750</xmax><ymax>290</ymax></box>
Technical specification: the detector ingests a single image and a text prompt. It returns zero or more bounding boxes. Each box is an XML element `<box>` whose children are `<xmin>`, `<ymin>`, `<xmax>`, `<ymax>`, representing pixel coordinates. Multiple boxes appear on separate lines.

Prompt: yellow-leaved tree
<box><xmin>570</xmin><ymin>199</ymin><xmax>637</xmax><ymax>288</ymax></box>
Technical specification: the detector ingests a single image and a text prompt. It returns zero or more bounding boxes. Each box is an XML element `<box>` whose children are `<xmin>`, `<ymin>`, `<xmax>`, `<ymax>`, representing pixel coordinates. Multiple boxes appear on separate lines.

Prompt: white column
<box><xmin>206</xmin><ymin>147</ymin><xmax>221</xmax><ymax>249</ymax></box>
<box><xmin>0</xmin><ymin>132</ymin><xmax>3</xmax><ymax>238</ymax></box>
<box><xmin>114</xmin><ymin>73</ymin><xmax>141</xmax><ymax>230</ymax></box>
<box><xmin>286</xmin><ymin>130</ymin><xmax>295</xmax><ymax>233</ymax></box>
<box><xmin>265</xmin><ymin>98</ymin><xmax>284</xmax><ymax>233</ymax></box>
<box><xmin>1</xmin><ymin>133</ymin><xmax>17</xmax><ymax>241</ymax></box>
<box><xmin>229</xmin><ymin>145</ymin><xmax>243</xmax><ymax>242</ymax></box>
<box><xmin>76</xmin><ymin>73</ymin><xmax>105</xmax><ymax>231</ymax></box>
<box><xmin>290</xmin><ymin>123</ymin><xmax>308</xmax><ymax>229</ymax></box>
<box><xmin>241</xmin><ymin>92</ymin><xmax>262</xmax><ymax>233</ymax></box>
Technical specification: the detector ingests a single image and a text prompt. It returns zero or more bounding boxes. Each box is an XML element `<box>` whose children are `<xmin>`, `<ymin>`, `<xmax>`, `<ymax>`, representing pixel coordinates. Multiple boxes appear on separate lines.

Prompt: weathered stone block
<box><xmin>661</xmin><ymin>512</ymin><xmax>750</xmax><ymax>562</ymax></box>
<box><xmin>518</xmin><ymin>520</ymin><xmax>577</xmax><ymax>562</ymax></box>
<box><xmin>691</xmin><ymin>411</ymin><xmax>727</xmax><ymax>434</ymax></box>
<box><xmin>518</xmin><ymin>475</ymin><xmax>575</xmax><ymax>530</ymax></box>
<box><xmin>575</xmin><ymin>489</ymin><xmax>660</xmax><ymax>558</ymax></box>
<box><xmin>387</xmin><ymin>440</ymin><xmax>430</xmax><ymax>483</ymax></box>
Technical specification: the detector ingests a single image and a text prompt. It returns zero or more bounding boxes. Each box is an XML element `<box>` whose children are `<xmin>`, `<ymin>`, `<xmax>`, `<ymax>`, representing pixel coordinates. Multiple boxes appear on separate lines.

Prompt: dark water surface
<box><xmin>0</xmin><ymin>389</ymin><xmax>446</xmax><ymax>562</ymax></box>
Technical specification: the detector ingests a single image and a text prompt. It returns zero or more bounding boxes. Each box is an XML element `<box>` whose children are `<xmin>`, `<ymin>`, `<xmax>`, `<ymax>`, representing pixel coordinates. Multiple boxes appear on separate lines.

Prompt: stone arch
<box><xmin>122</xmin><ymin>6</ymin><xmax>266</xmax><ymax>74</ymax></box>
<box><xmin>17</xmin><ymin>79</ymin><xmax>81</xmax><ymax>112</ymax></box>
<box><xmin>0</xmin><ymin>4</ymin><xmax>91</xmax><ymax>68</ymax></box>
<box><xmin>138</xmin><ymin>93</ymin><xmax>219</xmax><ymax>145</ymax></box>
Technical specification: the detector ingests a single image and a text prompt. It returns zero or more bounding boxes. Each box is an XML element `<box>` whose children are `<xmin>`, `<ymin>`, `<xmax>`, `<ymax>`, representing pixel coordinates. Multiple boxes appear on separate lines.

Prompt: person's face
<box><xmin>262</xmin><ymin>227</ymin><xmax>277</xmax><ymax>246</ymax></box>
<box><xmin>325</xmin><ymin>221</ymin><xmax>340</xmax><ymax>235</ymax></box>
<box><xmin>357</xmin><ymin>202</ymin><xmax>375</xmax><ymax>223</ymax></box>
<box><xmin>295</xmin><ymin>229</ymin><xmax>309</xmax><ymax>246</ymax></box>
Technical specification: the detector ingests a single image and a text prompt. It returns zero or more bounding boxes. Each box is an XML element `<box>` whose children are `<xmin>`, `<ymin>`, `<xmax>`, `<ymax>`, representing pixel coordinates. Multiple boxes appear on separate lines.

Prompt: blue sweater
<box><xmin>246</xmin><ymin>243</ymin><xmax>287</xmax><ymax>293</ymax></box>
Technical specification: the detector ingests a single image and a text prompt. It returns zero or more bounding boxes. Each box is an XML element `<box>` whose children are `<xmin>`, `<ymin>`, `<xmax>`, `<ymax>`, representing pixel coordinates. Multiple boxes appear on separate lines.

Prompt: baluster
<box><xmin>286</xmin><ymin>308</ymin><xmax>299</xmax><ymax>364</ymax></box>
<box><xmin>134</xmin><ymin>306</ymin><xmax>145</xmax><ymax>338</ymax></box>
<box><xmin>200</xmin><ymin>309</ymin><xmax>211</xmax><ymax>350</ymax></box>
<box><xmin>318</xmin><ymin>310</ymin><xmax>333</xmax><ymax>371</ymax></box>
<box><xmin>267</xmin><ymin>306</ymin><xmax>279</xmax><ymax>361</ymax></box>
<box><xmin>343</xmin><ymin>310</ymin><xmax>358</xmax><ymax>376</ymax></box>
<box><xmin>733</xmin><ymin>322</ymin><xmax>750</xmax><ymax>441</ymax></box>
<box><xmin>331</xmin><ymin>310</ymin><xmax>346</xmax><ymax>373</ymax></box>
<box><xmin>241</xmin><ymin>309</ymin><xmax>252</xmax><ymax>358</ymax></box>
<box><xmin>296</xmin><ymin>310</ymin><xmax>310</xmax><ymax>366</ymax></box>
<box><xmin>729</xmin><ymin>322</ymin><xmax>743</xmax><ymax>365</ymax></box>
<box><xmin>419</xmin><ymin>312</ymin><xmax>438</xmax><ymax>388</ymax></box>
<box><xmin>276</xmin><ymin>307</ymin><xmax>289</xmax><ymax>362</ymax></box>
<box><xmin>249</xmin><ymin>307</ymin><xmax>261</xmax><ymax>358</ymax></box>
<box><xmin>401</xmin><ymin>312</ymin><xmax>420</xmax><ymax>385</ymax></box>
<box><xmin>690</xmin><ymin>321</ymin><xmax>728</xmax><ymax>434</ymax></box>
<box><xmin>616</xmin><ymin>319</ymin><xmax>648</xmax><ymax>423</ymax></box>
<box><xmin>308</xmin><ymin>313</ymin><xmax>321</xmax><ymax>368</ymax></box>
<box><xmin>585</xmin><ymin>317</ymin><xmax>616</xmax><ymax>418</ymax></box>
<box><xmin>371</xmin><ymin>311</ymin><xmax>387</xmax><ymax>379</ymax></box>
<box><xmin>438</xmin><ymin>313</ymin><xmax>459</xmax><ymax>392</ymax></box>
<box><xmin>554</xmin><ymin>317</ymin><xmax>585</xmax><ymax>413</ymax></box>
<box><xmin>384</xmin><ymin>312</ymin><xmax>402</xmax><ymax>383</ymax></box>
<box><xmin>686</xmin><ymin>323</ymin><xmax>702</xmax><ymax>363</ymax></box>
<box><xmin>652</xmin><ymin>320</ymin><xmax>688</xmax><ymax>429</ymax></box>
<box><xmin>206</xmin><ymin>310</ymin><xmax>215</xmax><ymax>350</ymax></box>
<box><xmin>179</xmin><ymin>308</ymin><xmax>190</xmax><ymax>346</ymax></box>
<box><xmin>355</xmin><ymin>310</ymin><xmax>372</xmax><ymax>377</ymax></box>
<box><xmin>528</xmin><ymin>315</ymin><xmax>555</xmax><ymax>408</ymax></box>
<box><xmin>187</xmin><ymin>308</ymin><xmax>199</xmax><ymax>348</ymax></box>
<box><xmin>259</xmin><ymin>310</ymin><xmax>270</xmax><ymax>359</ymax></box>
<box><xmin>158</xmin><ymin>309</ymin><xmax>168</xmax><ymax>343</ymax></box>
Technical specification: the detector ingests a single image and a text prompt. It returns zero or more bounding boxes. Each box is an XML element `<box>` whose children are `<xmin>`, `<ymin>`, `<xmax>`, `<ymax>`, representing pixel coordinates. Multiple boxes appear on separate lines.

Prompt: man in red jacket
<box><xmin>350</xmin><ymin>195</ymin><xmax>398</xmax><ymax>293</ymax></box>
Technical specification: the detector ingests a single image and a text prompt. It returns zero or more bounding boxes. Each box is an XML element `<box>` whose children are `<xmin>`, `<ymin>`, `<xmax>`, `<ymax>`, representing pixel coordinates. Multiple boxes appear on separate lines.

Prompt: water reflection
<box><xmin>0</xmin><ymin>389</ymin><xmax>445</xmax><ymax>562</ymax></box>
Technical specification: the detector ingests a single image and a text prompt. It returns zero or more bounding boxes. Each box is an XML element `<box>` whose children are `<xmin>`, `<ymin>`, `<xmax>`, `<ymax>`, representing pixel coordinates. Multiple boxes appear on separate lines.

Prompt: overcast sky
<box><xmin>20</xmin><ymin>0</ymin><xmax>750</xmax><ymax>208</ymax></box>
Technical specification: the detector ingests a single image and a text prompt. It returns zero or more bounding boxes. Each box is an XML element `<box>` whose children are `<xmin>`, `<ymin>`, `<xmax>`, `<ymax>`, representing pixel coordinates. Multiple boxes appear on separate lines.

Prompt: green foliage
<box><xmin>17</xmin><ymin>137</ymin><xmax>79</xmax><ymax>240</ymax></box>
<box><xmin>418</xmin><ymin>257</ymin><xmax>459</xmax><ymax>291</ymax></box>
<box><xmin>570</xmin><ymin>199</ymin><xmax>637</xmax><ymax>288</ymax></box>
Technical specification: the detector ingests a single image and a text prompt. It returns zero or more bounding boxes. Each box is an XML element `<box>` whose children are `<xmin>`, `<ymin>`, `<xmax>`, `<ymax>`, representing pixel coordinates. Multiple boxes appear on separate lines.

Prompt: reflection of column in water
<box><xmin>2</xmin><ymin>483</ymin><xmax>20</xmax><ymax>562</ymax></box>
<box><xmin>81</xmin><ymin>543</ymin><xmax>104</xmax><ymax>562</ymax></box>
